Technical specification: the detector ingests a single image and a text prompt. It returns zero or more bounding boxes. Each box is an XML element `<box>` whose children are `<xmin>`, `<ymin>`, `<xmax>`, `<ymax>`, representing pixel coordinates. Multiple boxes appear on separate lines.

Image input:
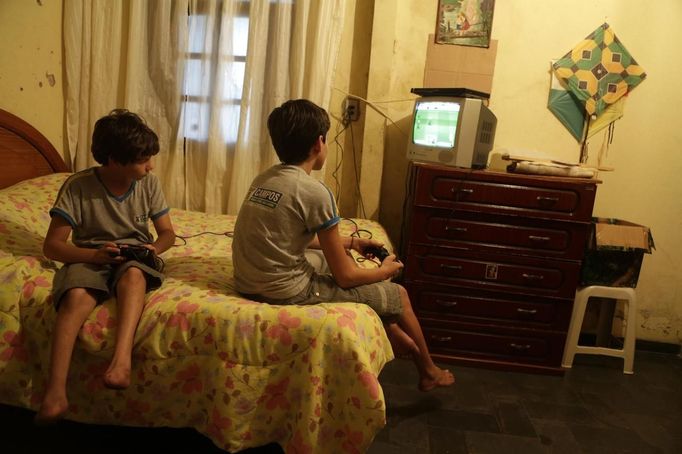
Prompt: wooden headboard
<box><xmin>0</xmin><ymin>108</ymin><xmax>70</xmax><ymax>189</ymax></box>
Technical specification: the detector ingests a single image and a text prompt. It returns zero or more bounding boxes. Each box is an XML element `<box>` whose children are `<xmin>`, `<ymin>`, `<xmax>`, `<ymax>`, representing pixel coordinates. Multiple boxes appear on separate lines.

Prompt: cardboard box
<box><xmin>580</xmin><ymin>218</ymin><xmax>655</xmax><ymax>288</ymax></box>
<box><xmin>423</xmin><ymin>34</ymin><xmax>498</xmax><ymax>94</ymax></box>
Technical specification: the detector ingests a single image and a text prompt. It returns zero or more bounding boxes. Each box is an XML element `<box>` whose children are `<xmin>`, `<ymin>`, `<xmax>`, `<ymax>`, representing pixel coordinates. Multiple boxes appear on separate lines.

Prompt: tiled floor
<box><xmin>372</xmin><ymin>351</ymin><xmax>682</xmax><ymax>454</ymax></box>
<box><xmin>2</xmin><ymin>351</ymin><xmax>680</xmax><ymax>453</ymax></box>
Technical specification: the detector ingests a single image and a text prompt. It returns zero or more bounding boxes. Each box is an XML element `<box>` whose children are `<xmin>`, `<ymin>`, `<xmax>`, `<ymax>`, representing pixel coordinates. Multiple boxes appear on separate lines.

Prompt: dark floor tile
<box><xmin>531</xmin><ymin>419</ymin><xmax>584</xmax><ymax>454</ymax></box>
<box><xmin>428</xmin><ymin>426</ymin><xmax>468</xmax><ymax>454</ymax></box>
<box><xmin>494</xmin><ymin>401</ymin><xmax>537</xmax><ymax>437</ymax></box>
<box><xmin>426</xmin><ymin>408</ymin><xmax>499</xmax><ymax>434</ymax></box>
<box><xmin>620</xmin><ymin>412</ymin><xmax>682</xmax><ymax>454</ymax></box>
<box><xmin>523</xmin><ymin>400</ymin><xmax>595</xmax><ymax>426</ymax></box>
<box><xmin>367</xmin><ymin>439</ymin><xmax>421</xmax><ymax>454</ymax></box>
<box><xmin>384</xmin><ymin>413</ymin><xmax>430</xmax><ymax>448</ymax></box>
<box><xmin>569</xmin><ymin>423</ymin><xmax>663</xmax><ymax>454</ymax></box>
<box><xmin>464</xmin><ymin>431</ymin><xmax>546</xmax><ymax>454</ymax></box>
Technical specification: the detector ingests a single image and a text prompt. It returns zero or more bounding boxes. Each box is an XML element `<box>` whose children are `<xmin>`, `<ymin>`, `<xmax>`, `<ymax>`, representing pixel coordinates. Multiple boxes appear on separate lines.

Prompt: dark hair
<box><xmin>267</xmin><ymin>99</ymin><xmax>330</xmax><ymax>165</ymax></box>
<box><xmin>91</xmin><ymin>109</ymin><xmax>159</xmax><ymax>165</ymax></box>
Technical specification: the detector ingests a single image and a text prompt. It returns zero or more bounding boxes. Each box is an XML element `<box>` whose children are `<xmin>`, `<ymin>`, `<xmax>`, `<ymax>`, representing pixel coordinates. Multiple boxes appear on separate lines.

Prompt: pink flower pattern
<box><xmin>0</xmin><ymin>173</ymin><xmax>394</xmax><ymax>454</ymax></box>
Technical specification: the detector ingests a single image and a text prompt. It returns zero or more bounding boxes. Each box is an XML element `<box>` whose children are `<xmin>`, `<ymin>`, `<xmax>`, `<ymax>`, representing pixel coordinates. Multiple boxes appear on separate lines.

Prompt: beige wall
<box><xmin>0</xmin><ymin>0</ymin><xmax>65</xmax><ymax>155</ymax></box>
<box><xmin>331</xmin><ymin>0</ymin><xmax>682</xmax><ymax>345</ymax></box>
<box><xmin>2</xmin><ymin>0</ymin><xmax>680</xmax><ymax>345</ymax></box>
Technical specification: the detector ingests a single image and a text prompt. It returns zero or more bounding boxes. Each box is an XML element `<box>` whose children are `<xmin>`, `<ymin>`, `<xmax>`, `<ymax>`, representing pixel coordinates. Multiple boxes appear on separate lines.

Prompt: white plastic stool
<box><xmin>562</xmin><ymin>285</ymin><xmax>637</xmax><ymax>374</ymax></box>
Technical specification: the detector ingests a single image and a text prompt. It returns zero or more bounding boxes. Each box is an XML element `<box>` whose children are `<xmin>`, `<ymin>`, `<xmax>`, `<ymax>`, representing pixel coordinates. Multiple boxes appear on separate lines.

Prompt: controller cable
<box><xmin>173</xmin><ymin>231</ymin><xmax>234</xmax><ymax>247</ymax></box>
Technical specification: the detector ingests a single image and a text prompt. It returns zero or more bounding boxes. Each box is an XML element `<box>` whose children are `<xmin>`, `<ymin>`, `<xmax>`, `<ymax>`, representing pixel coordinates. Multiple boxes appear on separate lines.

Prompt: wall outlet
<box><xmin>344</xmin><ymin>97</ymin><xmax>360</xmax><ymax>122</ymax></box>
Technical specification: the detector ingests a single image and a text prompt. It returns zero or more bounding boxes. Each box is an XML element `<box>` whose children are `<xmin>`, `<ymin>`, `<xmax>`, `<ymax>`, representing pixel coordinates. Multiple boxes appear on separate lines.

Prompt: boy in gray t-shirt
<box><xmin>233</xmin><ymin>99</ymin><xmax>454</xmax><ymax>392</ymax></box>
<box><xmin>36</xmin><ymin>110</ymin><xmax>176</xmax><ymax>424</ymax></box>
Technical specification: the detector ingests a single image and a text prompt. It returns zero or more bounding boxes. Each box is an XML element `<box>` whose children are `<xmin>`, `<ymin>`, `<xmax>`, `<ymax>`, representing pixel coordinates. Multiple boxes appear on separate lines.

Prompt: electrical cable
<box><xmin>348</xmin><ymin>121</ymin><xmax>367</xmax><ymax>219</ymax></box>
<box><xmin>174</xmin><ymin>231</ymin><xmax>233</xmax><ymax>247</ymax></box>
<box><xmin>333</xmin><ymin>87</ymin><xmax>414</xmax><ymax>138</ymax></box>
<box><xmin>341</xmin><ymin>217</ymin><xmax>382</xmax><ymax>266</ymax></box>
<box><xmin>331</xmin><ymin>121</ymin><xmax>349</xmax><ymax>204</ymax></box>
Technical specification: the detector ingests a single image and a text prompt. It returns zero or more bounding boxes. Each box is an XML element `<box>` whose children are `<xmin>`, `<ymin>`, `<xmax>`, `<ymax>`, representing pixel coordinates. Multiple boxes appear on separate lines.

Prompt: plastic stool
<box><xmin>562</xmin><ymin>285</ymin><xmax>637</xmax><ymax>374</ymax></box>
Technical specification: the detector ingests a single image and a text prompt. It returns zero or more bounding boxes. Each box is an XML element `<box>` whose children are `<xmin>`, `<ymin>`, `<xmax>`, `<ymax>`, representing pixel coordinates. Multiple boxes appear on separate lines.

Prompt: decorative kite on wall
<box><xmin>548</xmin><ymin>23</ymin><xmax>646</xmax><ymax>163</ymax></box>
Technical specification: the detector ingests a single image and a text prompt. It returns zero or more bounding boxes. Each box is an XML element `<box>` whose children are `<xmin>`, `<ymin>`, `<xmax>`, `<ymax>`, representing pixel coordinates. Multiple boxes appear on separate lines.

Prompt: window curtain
<box><xmin>188</xmin><ymin>0</ymin><xmax>346</xmax><ymax>214</ymax></box>
<box><xmin>64</xmin><ymin>0</ymin><xmax>345</xmax><ymax>215</ymax></box>
<box><xmin>63</xmin><ymin>0</ymin><xmax>189</xmax><ymax>208</ymax></box>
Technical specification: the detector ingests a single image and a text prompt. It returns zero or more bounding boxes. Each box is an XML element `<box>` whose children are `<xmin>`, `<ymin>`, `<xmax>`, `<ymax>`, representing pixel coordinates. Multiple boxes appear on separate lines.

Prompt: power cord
<box><xmin>173</xmin><ymin>231</ymin><xmax>233</xmax><ymax>247</ymax></box>
<box><xmin>341</xmin><ymin>217</ymin><xmax>381</xmax><ymax>265</ymax></box>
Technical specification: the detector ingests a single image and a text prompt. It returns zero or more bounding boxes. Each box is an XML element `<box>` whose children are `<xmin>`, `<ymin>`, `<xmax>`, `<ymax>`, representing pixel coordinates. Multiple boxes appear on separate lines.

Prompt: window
<box><xmin>182</xmin><ymin>0</ymin><xmax>250</xmax><ymax>144</ymax></box>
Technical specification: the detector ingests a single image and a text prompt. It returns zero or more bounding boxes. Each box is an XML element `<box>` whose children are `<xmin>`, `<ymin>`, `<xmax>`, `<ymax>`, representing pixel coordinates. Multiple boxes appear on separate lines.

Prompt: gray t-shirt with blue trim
<box><xmin>232</xmin><ymin>164</ymin><xmax>340</xmax><ymax>299</ymax></box>
<box><xmin>50</xmin><ymin>167</ymin><xmax>169</xmax><ymax>248</ymax></box>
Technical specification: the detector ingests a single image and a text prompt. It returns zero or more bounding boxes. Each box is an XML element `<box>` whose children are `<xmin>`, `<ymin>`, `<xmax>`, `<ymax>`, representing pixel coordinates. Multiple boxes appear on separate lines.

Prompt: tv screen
<box><xmin>412</xmin><ymin>101</ymin><xmax>461</xmax><ymax>148</ymax></box>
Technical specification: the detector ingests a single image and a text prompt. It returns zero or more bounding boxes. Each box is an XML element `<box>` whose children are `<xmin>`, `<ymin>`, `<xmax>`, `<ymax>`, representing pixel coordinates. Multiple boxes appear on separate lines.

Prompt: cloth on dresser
<box><xmin>507</xmin><ymin>160</ymin><xmax>596</xmax><ymax>178</ymax></box>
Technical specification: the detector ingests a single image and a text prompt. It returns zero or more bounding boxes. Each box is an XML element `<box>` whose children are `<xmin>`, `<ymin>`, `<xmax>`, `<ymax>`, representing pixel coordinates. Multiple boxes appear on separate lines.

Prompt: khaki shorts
<box><xmin>51</xmin><ymin>260</ymin><xmax>164</xmax><ymax>309</ymax></box>
<box><xmin>254</xmin><ymin>272</ymin><xmax>403</xmax><ymax>319</ymax></box>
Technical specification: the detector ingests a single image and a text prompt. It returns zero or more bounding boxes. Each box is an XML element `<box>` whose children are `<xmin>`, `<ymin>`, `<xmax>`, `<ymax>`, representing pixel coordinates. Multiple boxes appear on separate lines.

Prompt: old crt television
<box><xmin>406</xmin><ymin>88</ymin><xmax>497</xmax><ymax>169</ymax></box>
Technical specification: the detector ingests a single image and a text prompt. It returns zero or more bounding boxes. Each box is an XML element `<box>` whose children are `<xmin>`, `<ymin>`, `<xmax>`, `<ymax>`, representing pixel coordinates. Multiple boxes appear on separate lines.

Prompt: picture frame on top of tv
<box><xmin>436</xmin><ymin>0</ymin><xmax>496</xmax><ymax>48</ymax></box>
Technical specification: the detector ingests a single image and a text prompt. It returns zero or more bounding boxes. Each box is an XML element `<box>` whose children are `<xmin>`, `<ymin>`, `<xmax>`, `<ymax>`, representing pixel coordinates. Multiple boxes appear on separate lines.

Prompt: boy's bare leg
<box><xmin>104</xmin><ymin>267</ymin><xmax>146</xmax><ymax>389</ymax></box>
<box><xmin>395</xmin><ymin>285</ymin><xmax>455</xmax><ymax>391</ymax></box>
<box><xmin>36</xmin><ymin>289</ymin><xmax>97</xmax><ymax>424</ymax></box>
<box><xmin>385</xmin><ymin>322</ymin><xmax>420</xmax><ymax>358</ymax></box>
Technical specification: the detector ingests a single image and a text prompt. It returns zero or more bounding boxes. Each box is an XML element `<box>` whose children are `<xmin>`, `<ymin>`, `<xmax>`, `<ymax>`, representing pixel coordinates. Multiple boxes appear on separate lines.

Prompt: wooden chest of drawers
<box><xmin>402</xmin><ymin>162</ymin><xmax>599</xmax><ymax>374</ymax></box>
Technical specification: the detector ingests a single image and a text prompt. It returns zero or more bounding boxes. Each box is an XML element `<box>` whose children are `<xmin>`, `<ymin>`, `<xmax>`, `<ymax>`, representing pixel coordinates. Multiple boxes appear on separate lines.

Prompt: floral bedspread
<box><xmin>0</xmin><ymin>173</ymin><xmax>395</xmax><ymax>453</ymax></box>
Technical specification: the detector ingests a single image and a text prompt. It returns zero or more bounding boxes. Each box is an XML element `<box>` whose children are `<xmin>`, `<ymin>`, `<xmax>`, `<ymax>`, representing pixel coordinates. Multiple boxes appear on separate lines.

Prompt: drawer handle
<box><xmin>528</xmin><ymin>235</ymin><xmax>550</xmax><ymax>242</ymax></box>
<box><xmin>431</xmin><ymin>335</ymin><xmax>452</xmax><ymax>343</ymax></box>
<box><xmin>510</xmin><ymin>343</ymin><xmax>531</xmax><ymax>351</ymax></box>
<box><xmin>516</xmin><ymin>308</ymin><xmax>538</xmax><ymax>315</ymax></box>
<box><xmin>444</xmin><ymin>226</ymin><xmax>468</xmax><ymax>233</ymax></box>
<box><xmin>536</xmin><ymin>196</ymin><xmax>559</xmax><ymax>204</ymax></box>
<box><xmin>522</xmin><ymin>273</ymin><xmax>544</xmax><ymax>281</ymax></box>
<box><xmin>435</xmin><ymin>299</ymin><xmax>458</xmax><ymax>307</ymax></box>
<box><xmin>441</xmin><ymin>264</ymin><xmax>463</xmax><ymax>274</ymax></box>
<box><xmin>451</xmin><ymin>188</ymin><xmax>474</xmax><ymax>194</ymax></box>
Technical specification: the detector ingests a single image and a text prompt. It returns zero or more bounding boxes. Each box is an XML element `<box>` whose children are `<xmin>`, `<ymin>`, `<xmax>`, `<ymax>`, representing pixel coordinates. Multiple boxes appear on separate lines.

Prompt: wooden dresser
<box><xmin>402</xmin><ymin>162</ymin><xmax>599</xmax><ymax>374</ymax></box>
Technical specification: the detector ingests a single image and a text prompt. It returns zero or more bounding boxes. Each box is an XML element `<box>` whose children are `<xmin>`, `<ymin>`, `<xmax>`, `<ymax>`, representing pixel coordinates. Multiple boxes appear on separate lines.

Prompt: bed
<box><xmin>0</xmin><ymin>108</ymin><xmax>395</xmax><ymax>453</ymax></box>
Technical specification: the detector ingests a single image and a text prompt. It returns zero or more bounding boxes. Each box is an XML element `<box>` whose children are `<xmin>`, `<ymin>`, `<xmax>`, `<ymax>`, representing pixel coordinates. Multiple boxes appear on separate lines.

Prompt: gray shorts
<box><xmin>51</xmin><ymin>260</ymin><xmax>164</xmax><ymax>309</ymax></box>
<box><xmin>254</xmin><ymin>272</ymin><xmax>403</xmax><ymax>319</ymax></box>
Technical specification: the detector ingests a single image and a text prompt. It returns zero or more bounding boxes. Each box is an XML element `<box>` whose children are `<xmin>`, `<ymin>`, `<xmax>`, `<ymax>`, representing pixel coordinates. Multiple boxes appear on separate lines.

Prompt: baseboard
<box><xmin>577</xmin><ymin>333</ymin><xmax>681</xmax><ymax>355</ymax></box>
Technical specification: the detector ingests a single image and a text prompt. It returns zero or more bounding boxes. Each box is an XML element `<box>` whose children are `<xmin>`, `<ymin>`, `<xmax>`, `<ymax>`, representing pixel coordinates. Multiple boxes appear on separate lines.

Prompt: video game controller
<box><xmin>114</xmin><ymin>245</ymin><xmax>159</xmax><ymax>269</ymax></box>
<box><xmin>363</xmin><ymin>245</ymin><xmax>391</xmax><ymax>263</ymax></box>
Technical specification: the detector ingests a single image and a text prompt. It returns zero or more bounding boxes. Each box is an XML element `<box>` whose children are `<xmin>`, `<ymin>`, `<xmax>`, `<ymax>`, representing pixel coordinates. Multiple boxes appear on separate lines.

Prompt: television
<box><xmin>406</xmin><ymin>90</ymin><xmax>497</xmax><ymax>169</ymax></box>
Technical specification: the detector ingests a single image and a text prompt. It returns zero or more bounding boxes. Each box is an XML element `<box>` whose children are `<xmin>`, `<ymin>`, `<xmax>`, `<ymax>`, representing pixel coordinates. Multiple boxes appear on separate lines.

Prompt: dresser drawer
<box><xmin>421</xmin><ymin>322</ymin><xmax>567</xmax><ymax>368</ymax></box>
<box><xmin>406</xmin><ymin>282</ymin><xmax>573</xmax><ymax>331</ymax></box>
<box><xmin>404</xmin><ymin>245</ymin><xmax>581</xmax><ymax>299</ymax></box>
<box><xmin>413</xmin><ymin>165</ymin><xmax>597</xmax><ymax>221</ymax></box>
<box><xmin>408</xmin><ymin>207</ymin><xmax>589</xmax><ymax>260</ymax></box>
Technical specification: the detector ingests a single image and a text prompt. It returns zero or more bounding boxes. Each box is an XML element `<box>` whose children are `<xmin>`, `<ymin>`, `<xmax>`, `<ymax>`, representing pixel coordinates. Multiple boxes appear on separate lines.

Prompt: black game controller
<box><xmin>363</xmin><ymin>245</ymin><xmax>391</xmax><ymax>263</ymax></box>
<box><xmin>115</xmin><ymin>245</ymin><xmax>159</xmax><ymax>269</ymax></box>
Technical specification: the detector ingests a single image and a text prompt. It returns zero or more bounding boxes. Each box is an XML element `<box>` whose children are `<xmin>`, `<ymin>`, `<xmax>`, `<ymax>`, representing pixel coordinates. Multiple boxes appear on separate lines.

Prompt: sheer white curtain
<box><xmin>64</xmin><ymin>0</ymin><xmax>345</xmax><ymax>214</ymax></box>
<box><xmin>63</xmin><ymin>0</ymin><xmax>188</xmax><ymax>207</ymax></box>
<box><xmin>186</xmin><ymin>0</ymin><xmax>345</xmax><ymax>214</ymax></box>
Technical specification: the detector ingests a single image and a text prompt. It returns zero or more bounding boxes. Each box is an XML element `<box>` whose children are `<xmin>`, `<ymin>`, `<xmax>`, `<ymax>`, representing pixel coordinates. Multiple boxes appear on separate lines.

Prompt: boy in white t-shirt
<box><xmin>233</xmin><ymin>99</ymin><xmax>454</xmax><ymax>392</ymax></box>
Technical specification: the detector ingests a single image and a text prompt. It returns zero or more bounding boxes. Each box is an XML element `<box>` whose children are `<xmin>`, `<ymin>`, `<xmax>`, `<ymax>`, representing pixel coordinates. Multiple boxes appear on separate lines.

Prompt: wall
<box><xmin>332</xmin><ymin>0</ymin><xmax>682</xmax><ymax>345</ymax></box>
<box><xmin>0</xmin><ymin>0</ymin><xmax>65</xmax><ymax>155</ymax></box>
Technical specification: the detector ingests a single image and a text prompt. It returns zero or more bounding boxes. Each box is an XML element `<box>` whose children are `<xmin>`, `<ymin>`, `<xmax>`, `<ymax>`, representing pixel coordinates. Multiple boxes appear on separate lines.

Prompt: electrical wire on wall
<box><xmin>330</xmin><ymin>119</ymin><xmax>349</xmax><ymax>204</ymax></box>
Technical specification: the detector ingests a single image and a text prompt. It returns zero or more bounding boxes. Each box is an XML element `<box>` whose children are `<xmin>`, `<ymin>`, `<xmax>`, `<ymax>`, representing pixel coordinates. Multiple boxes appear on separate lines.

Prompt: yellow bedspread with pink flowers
<box><xmin>0</xmin><ymin>173</ymin><xmax>395</xmax><ymax>453</ymax></box>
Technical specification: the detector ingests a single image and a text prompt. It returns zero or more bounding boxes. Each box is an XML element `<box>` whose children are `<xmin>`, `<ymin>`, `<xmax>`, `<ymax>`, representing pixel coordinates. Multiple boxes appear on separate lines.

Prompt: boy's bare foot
<box><xmin>35</xmin><ymin>393</ymin><xmax>68</xmax><ymax>425</ymax></box>
<box><xmin>103</xmin><ymin>365</ymin><xmax>131</xmax><ymax>390</ymax></box>
<box><xmin>419</xmin><ymin>367</ymin><xmax>455</xmax><ymax>392</ymax></box>
<box><xmin>385</xmin><ymin>323</ymin><xmax>420</xmax><ymax>358</ymax></box>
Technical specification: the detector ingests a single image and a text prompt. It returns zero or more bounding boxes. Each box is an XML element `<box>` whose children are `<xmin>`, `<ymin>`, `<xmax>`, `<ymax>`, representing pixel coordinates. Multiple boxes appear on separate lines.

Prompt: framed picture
<box><xmin>436</xmin><ymin>0</ymin><xmax>495</xmax><ymax>48</ymax></box>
